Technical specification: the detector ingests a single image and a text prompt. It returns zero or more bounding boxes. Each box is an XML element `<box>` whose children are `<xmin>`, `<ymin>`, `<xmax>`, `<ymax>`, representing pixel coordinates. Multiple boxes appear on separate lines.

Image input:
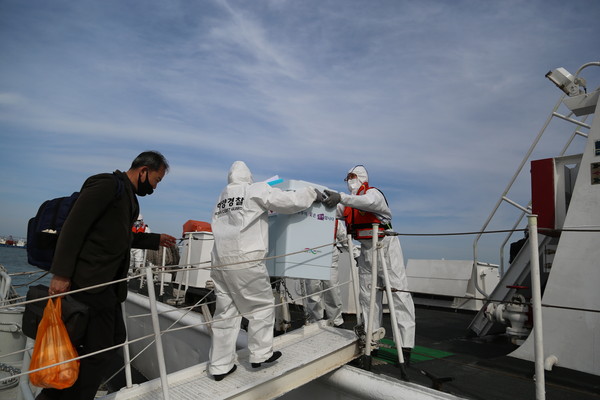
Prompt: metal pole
<box><xmin>139</xmin><ymin>250</ymin><xmax>148</xmax><ymax>290</ymax></box>
<box><xmin>176</xmin><ymin>234</ymin><xmax>192</xmax><ymax>301</ymax></box>
<box><xmin>378</xmin><ymin>245</ymin><xmax>405</xmax><ymax>364</ymax></box>
<box><xmin>527</xmin><ymin>215</ymin><xmax>546</xmax><ymax>400</ymax></box>
<box><xmin>183</xmin><ymin>235</ymin><xmax>192</xmax><ymax>293</ymax></box>
<box><xmin>299</xmin><ymin>279</ymin><xmax>310</xmax><ymax>324</ymax></box>
<box><xmin>145</xmin><ymin>266</ymin><xmax>170</xmax><ymax>400</ymax></box>
<box><xmin>346</xmin><ymin>235</ymin><xmax>362</xmax><ymax>326</ymax></box>
<box><xmin>160</xmin><ymin>246</ymin><xmax>167</xmax><ymax>296</ymax></box>
<box><xmin>279</xmin><ymin>290</ymin><xmax>291</xmax><ymax>331</ymax></box>
<box><xmin>363</xmin><ymin>224</ymin><xmax>380</xmax><ymax>370</ymax></box>
<box><xmin>120</xmin><ymin>302</ymin><xmax>133</xmax><ymax>389</ymax></box>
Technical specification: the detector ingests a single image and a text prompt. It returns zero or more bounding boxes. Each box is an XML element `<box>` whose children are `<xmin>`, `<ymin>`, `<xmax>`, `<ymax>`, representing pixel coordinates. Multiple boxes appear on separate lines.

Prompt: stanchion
<box><xmin>160</xmin><ymin>246</ymin><xmax>167</xmax><ymax>296</ymax></box>
<box><xmin>145</xmin><ymin>266</ymin><xmax>170</xmax><ymax>400</ymax></box>
<box><xmin>139</xmin><ymin>250</ymin><xmax>148</xmax><ymax>290</ymax></box>
<box><xmin>362</xmin><ymin>224</ymin><xmax>380</xmax><ymax>371</ymax></box>
<box><xmin>346</xmin><ymin>235</ymin><xmax>363</xmax><ymax>326</ymax></box>
<box><xmin>120</xmin><ymin>303</ymin><xmax>133</xmax><ymax>389</ymax></box>
<box><xmin>176</xmin><ymin>234</ymin><xmax>193</xmax><ymax>302</ymax></box>
<box><xmin>527</xmin><ymin>215</ymin><xmax>546</xmax><ymax>400</ymax></box>
<box><xmin>377</xmin><ymin>244</ymin><xmax>408</xmax><ymax>380</ymax></box>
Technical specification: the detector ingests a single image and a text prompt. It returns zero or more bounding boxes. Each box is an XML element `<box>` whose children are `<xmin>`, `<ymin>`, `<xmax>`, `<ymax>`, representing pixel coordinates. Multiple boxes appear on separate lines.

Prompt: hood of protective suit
<box><xmin>347</xmin><ymin>165</ymin><xmax>369</xmax><ymax>194</ymax></box>
<box><xmin>349</xmin><ymin>165</ymin><xmax>369</xmax><ymax>184</ymax></box>
<box><xmin>228</xmin><ymin>161</ymin><xmax>254</xmax><ymax>184</ymax></box>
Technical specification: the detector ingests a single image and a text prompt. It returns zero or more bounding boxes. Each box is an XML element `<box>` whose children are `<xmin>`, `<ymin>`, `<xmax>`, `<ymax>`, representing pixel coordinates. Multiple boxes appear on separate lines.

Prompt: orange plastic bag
<box><xmin>29</xmin><ymin>297</ymin><xmax>80</xmax><ymax>389</ymax></box>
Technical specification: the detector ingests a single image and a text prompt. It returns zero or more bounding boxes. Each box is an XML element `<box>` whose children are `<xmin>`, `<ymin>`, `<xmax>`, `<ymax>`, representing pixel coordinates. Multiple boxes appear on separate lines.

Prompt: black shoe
<box><xmin>402</xmin><ymin>348</ymin><xmax>412</xmax><ymax>367</ymax></box>
<box><xmin>397</xmin><ymin>362</ymin><xmax>410</xmax><ymax>382</ymax></box>
<box><xmin>213</xmin><ymin>364</ymin><xmax>237</xmax><ymax>381</ymax></box>
<box><xmin>251</xmin><ymin>351</ymin><xmax>282</xmax><ymax>368</ymax></box>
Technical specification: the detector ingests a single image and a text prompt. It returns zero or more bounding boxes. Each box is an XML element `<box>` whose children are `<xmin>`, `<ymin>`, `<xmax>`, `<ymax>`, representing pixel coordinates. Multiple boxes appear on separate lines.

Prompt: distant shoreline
<box><xmin>0</xmin><ymin>243</ymin><xmax>26</xmax><ymax>249</ymax></box>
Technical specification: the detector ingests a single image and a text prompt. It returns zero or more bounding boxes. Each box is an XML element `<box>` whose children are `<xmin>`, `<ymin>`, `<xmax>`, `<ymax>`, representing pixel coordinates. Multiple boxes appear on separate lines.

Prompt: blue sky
<box><xmin>1</xmin><ymin>0</ymin><xmax>599</xmax><ymax>265</ymax></box>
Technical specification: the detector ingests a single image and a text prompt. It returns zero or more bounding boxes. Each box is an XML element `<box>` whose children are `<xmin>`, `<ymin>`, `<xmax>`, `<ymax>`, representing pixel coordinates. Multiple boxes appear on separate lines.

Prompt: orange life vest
<box><xmin>343</xmin><ymin>182</ymin><xmax>392</xmax><ymax>240</ymax></box>
<box><xmin>132</xmin><ymin>224</ymin><xmax>147</xmax><ymax>233</ymax></box>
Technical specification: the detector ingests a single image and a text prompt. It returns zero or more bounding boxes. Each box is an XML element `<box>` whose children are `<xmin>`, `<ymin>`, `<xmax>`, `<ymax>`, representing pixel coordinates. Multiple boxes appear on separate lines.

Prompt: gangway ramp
<box><xmin>104</xmin><ymin>321</ymin><xmax>361</xmax><ymax>400</ymax></box>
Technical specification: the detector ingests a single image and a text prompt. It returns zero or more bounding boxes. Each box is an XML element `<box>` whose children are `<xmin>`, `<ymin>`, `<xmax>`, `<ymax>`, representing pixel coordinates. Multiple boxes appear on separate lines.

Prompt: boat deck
<box><xmin>367</xmin><ymin>307</ymin><xmax>600</xmax><ymax>400</ymax></box>
<box><xmin>101</xmin><ymin>305</ymin><xmax>600</xmax><ymax>400</ymax></box>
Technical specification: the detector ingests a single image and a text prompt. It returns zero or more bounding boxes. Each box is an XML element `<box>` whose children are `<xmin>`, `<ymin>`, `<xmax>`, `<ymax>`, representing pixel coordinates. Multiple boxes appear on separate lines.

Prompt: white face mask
<box><xmin>347</xmin><ymin>178</ymin><xmax>361</xmax><ymax>194</ymax></box>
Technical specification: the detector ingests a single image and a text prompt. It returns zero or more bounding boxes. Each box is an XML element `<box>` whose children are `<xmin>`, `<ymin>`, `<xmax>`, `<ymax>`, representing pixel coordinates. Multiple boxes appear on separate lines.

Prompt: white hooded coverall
<box><xmin>339</xmin><ymin>165</ymin><xmax>415</xmax><ymax>348</ymax></box>
<box><xmin>129</xmin><ymin>216</ymin><xmax>150</xmax><ymax>272</ymax></box>
<box><xmin>303</xmin><ymin>220</ymin><xmax>346</xmax><ymax>326</ymax></box>
<box><xmin>209</xmin><ymin>161</ymin><xmax>317</xmax><ymax>375</ymax></box>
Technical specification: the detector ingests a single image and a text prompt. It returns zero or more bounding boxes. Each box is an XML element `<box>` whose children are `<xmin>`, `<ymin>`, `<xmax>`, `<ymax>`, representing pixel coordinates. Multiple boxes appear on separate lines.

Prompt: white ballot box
<box><xmin>266</xmin><ymin>180</ymin><xmax>335</xmax><ymax>280</ymax></box>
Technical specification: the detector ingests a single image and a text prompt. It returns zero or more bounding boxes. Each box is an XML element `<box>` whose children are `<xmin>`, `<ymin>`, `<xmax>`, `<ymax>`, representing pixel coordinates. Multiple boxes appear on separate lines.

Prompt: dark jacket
<box><xmin>50</xmin><ymin>170</ymin><xmax>160</xmax><ymax>302</ymax></box>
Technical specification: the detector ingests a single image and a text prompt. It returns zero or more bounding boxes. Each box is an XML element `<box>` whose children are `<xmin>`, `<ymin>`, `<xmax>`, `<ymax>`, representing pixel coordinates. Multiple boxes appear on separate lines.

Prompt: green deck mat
<box><xmin>374</xmin><ymin>338</ymin><xmax>454</xmax><ymax>364</ymax></box>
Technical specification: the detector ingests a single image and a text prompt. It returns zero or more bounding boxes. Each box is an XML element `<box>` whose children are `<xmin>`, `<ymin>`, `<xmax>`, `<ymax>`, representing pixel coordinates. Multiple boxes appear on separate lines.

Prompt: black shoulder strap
<box><xmin>112</xmin><ymin>172</ymin><xmax>125</xmax><ymax>199</ymax></box>
<box><xmin>368</xmin><ymin>186</ymin><xmax>389</xmax><ymax>207</ymax></box>
<box><xmin>366</xmin><ymin>187</ymin><xmax>392</xmax><ymax>230</ymax></box>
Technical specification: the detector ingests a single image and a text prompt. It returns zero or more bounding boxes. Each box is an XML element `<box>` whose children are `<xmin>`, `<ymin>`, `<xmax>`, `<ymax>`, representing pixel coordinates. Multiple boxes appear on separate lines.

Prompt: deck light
<box><xmin>545</xmin><ymin>67</ymin><xmax>586</xmax><ymax>96</ymax></box>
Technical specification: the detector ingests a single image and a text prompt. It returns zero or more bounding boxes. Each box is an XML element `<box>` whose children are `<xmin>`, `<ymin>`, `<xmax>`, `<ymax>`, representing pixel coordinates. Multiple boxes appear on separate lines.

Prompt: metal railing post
<box><xmin>527</xmin><ymin>215</ymin><xmax>546</xmax><ymax>400</ymax></box>
<box><xmin>176</xmin><ymin>234</ymin><xmax>193</xmax><ymax>301</ymax></box>
<box><xmin>363</xmin><ymin>224</ymin><xmax>379</xmax><ymax>370</ymax></box>
<box><xmin>145</xmin><ymin>266</ymin><xmax>170</xmax><ymax>400</ymax></box>
<box><xmin>378</xmin><ymin>245</ymin><xmax>405</xmax><ymax>365</ymax></box>
<box><xmin>120</xmin><ymin>302</ymin><xmax>134</xmax><ymax>389</ymax></box>
<box><xmin>346</xmin><ymin>235</ymin><xmax>362</xmax><ymax>326</ymax></box>
<box><xmin>160</xmin><ymin>246</ymin><xmax>167</xmax><ymax>296</ymax></box>
<box><xmin>139</xmin><ymin>250</ymin><xmax>148</xmax><ymax>290</ymax></box>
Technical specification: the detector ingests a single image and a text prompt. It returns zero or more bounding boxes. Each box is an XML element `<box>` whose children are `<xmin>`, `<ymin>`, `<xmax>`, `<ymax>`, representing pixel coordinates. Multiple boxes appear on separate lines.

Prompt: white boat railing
<box><xmin>472</xmin><ymin>61</ymin><xmax>600</xmax><ymax>297</ymax></box>
<box><xmin>0</xmin><ymin>269</ymin><xmax>13</xmax><ymax>304</ymax></box>
<box><xmin>5</xmin><ymin>221</ymin><xmax>596</xmax><ymax>399</ymax></box>
<box><xmin>0</xmin><ymin>239</ymin><xmax>363</xmax><ymax>400</ymax></box>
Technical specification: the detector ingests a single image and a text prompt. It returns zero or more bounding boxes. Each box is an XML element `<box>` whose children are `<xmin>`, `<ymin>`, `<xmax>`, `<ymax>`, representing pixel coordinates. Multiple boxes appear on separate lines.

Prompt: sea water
<box><xmin>0</xmin><ymin>246</ymin><xmax>50</xmax><ymax>297</ymax></box>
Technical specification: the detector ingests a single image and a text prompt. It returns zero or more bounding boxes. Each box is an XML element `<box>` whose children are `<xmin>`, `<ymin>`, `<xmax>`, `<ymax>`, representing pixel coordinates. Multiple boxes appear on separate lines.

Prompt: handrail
<box><xmin>496</xmin><ymin>116</ymin><xmax>590</xmax><ymax>276</ymax></box>
<box><xmin>472</xmin><ymin>61</ymin><xmax>599</xmax><ymax>299</ymax></box>
<box><xmin>498</xmin><ymin>207</ymin><xmax>528</xmax><ymax>276</ymax></box>
<box><xmin>3</xmin><ymin>231</ymin><xmax>600</xmax><ymax>398</ymax></box>
<box><xmin>574</xmin><ymin>61</ymin><xmax>600</xmax><ymax>76</ymax></box>
<box><xmin>0</xmin><ymin>240</ymin><xmax>355</xmax><ymax>395</ymax></box>
<box><xmin>472</xmin><ymin>91</ymin><xmax>565</xmax><ymax>298</ymax></box>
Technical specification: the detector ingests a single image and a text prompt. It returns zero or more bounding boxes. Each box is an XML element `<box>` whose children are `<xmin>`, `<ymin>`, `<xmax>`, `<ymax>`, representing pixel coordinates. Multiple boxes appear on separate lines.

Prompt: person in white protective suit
<box><xmin>208</xmin><ymin>161</ymin><xmax>323</xmax><ymax>381</ymax></box>
<box><xmin>303</xmin><ymin>219</ymin><xmax>347</xmax><ymax>327</ymax></box>
<box><xmin>323</xmin><ymin>165</ymin><xmax>415</xmax><ymax>364</ymax></box>
<box><xmin>129</xmin><ymin>214</ymin><xmax>150</xmax><ymax>273</ymax></box>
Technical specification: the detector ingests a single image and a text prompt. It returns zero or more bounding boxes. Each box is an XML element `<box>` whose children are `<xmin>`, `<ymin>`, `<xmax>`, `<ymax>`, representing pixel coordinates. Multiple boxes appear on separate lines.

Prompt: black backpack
<box><xmin>27</xmin><ymin>173</ymin><xmax>124</xmax><ymax>270</ymax></box>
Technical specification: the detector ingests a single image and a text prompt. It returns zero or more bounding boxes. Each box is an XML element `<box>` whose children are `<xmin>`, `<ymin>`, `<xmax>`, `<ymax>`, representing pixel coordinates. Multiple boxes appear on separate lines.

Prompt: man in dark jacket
<box><xmin>38</xmin><ymin>151</ymin><xmax>176</xmax><ymax>400</ymax></box>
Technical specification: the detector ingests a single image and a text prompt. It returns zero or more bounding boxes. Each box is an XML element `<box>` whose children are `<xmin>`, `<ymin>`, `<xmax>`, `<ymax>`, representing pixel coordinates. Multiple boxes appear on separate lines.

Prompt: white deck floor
<box><xmin>103</xmin><ymin>322</ymin><xmax>360</xmax><ymax>400</ymax></box>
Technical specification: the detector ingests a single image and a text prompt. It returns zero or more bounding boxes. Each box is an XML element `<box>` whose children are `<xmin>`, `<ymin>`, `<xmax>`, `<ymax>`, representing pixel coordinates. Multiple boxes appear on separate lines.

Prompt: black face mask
<box><xmin>136</xmin><ymin>171</ymin><xmax>154</xmax><ymax>196</ymax></box>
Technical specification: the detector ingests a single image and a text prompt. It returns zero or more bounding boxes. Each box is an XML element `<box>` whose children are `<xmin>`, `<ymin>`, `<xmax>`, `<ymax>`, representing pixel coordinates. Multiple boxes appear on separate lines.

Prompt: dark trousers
<box><xmin>38</xmin><ymin>289</ymin><xmax>126</xmax><ymax>400</ymax></box>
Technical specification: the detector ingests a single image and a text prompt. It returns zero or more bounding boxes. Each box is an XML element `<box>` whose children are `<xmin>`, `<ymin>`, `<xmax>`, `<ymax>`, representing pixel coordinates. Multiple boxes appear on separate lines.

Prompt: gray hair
<box><xmin>130</xmin><ymin>151</ymin><xmax>170</xmax><ymax>172</ymax></box>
